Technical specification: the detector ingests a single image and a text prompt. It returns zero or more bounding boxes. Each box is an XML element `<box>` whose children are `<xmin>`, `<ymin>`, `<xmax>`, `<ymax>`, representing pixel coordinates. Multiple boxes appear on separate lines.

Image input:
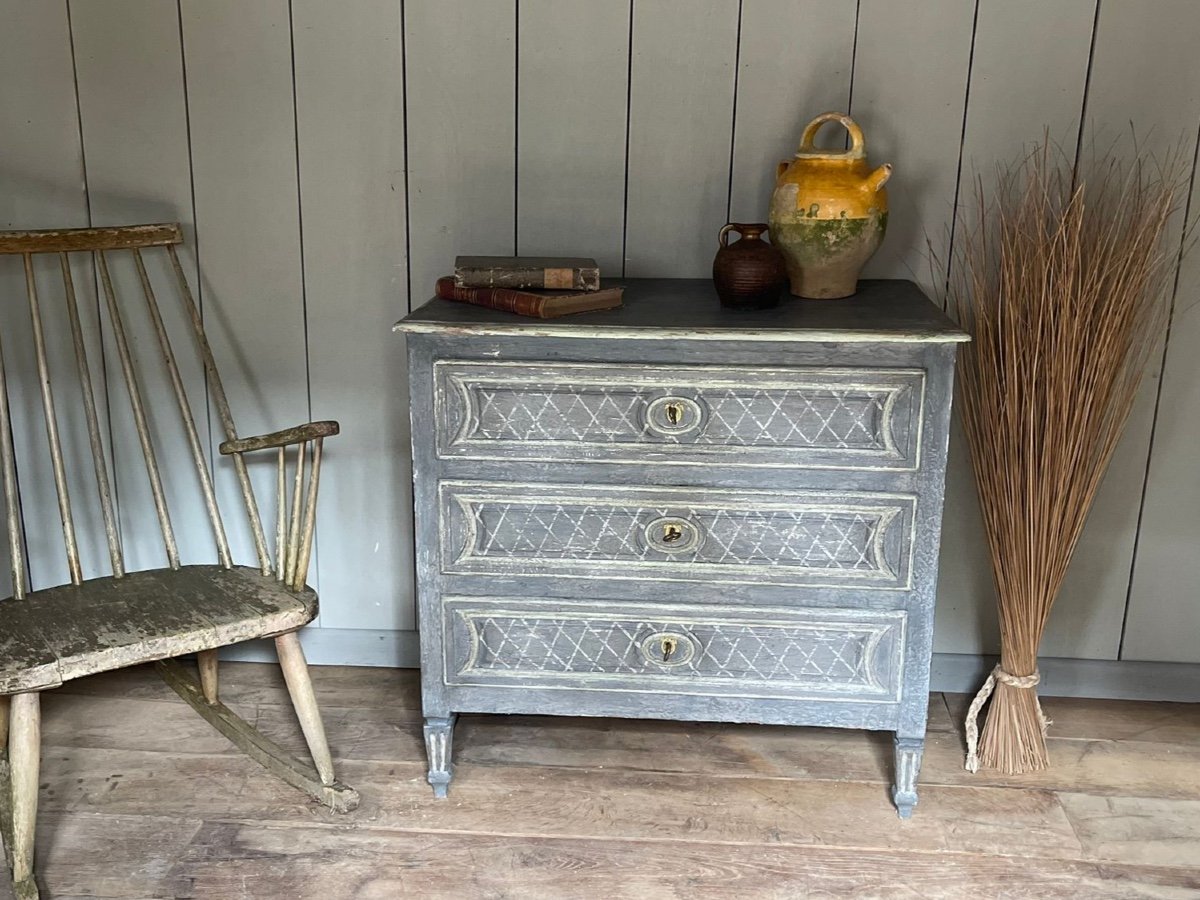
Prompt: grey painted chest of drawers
<box><xmin>396</xmin><ymin>278</ymin><xmax>968</xmax><ymax>817</ymax></box>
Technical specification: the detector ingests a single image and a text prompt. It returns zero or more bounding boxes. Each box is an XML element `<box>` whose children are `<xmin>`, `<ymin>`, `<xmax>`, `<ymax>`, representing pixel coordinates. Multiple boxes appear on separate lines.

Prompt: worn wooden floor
<box><xmin>9</xmin><ymin>662</ymin><xmax>1200</xmax><ymax>899</ymax></box>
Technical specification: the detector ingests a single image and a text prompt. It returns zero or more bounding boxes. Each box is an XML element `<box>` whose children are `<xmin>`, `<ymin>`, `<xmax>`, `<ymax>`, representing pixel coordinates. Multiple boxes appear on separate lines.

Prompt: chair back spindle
<box><xmin>24</xmin><ymin>252</ymin><xmax>83</xmax><ymax>585</ymax></box>
<box><xmin>0</xmin><ymin>325</ymin><xmax>27</xmax><ymax>599</ymax></box>
<box><xmin>0</xmin><ymin>223</ymin><xmax>315</xmax><ymax>598</ymax></box>
<box><xmin>131</xmin><ymin>248</ymin><xmax>232</xmax><ymax>569</ymax></box>
<box><xmin>59</xmin><ymin>252</ymin><xmax>125</xmax><ymax>577</ymax></box>
<box><xmin>165</xmin><ymin>243</ymin><xmax>272</xmax><ymax>575</ymax></box>
<box><xmin>97</xmin><ymin>249</ymin><xmax>180</xmax><ymax>570</ymax></box>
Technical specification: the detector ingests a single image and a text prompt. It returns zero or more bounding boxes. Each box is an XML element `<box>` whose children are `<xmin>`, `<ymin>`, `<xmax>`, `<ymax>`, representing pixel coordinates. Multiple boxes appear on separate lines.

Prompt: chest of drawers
<box><xmin>396</xmin><ymin>278</ymin><xmax>967</xmax><ymax>817</ymax></box>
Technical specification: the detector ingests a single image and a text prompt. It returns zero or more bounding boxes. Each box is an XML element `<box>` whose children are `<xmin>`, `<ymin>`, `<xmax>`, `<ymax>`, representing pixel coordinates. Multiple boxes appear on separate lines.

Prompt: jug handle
<box><xmin>797</xmin><ymin>112</ymin><xmax>866</xmax><ymax>160</ymax></box>
<box><xmin>719</xmin><ymin>223</ymin><xmax>766</xmax><ymax>246</ymax></box>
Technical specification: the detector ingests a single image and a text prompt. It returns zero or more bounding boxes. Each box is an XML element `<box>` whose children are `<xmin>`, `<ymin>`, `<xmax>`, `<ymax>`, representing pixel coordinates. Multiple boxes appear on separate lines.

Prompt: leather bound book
<box><xmin>435</xmin><ymin>276</ymin><xmax>623</xmax><ymax>318</ymax></box>
<box><xmin>454</xmin><ymin>256</ymin><xmax>601</xmax><ymax>291</ymax></box>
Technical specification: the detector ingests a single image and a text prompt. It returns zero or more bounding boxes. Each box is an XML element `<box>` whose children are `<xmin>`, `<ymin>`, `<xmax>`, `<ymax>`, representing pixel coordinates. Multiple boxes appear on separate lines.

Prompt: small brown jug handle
<box><xmin>797</xmin><ymin>112</ymin><xmax>866</xmax><ymax>160</ymax></box>
<box><xmin>719</xmin><ymin>223</ymin><xmax>766</xmax><ymax>246</ymax></box>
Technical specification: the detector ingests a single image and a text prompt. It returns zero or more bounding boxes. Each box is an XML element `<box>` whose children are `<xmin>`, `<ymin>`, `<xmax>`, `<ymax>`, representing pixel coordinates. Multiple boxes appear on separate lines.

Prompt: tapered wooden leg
<box><xmin>274</xmin><ymin>632</ymin><xmax>334</xmax><ymax>786</ymax></box>
<box><xmin>197</xmin><ymin>649</ymin><xmax>219</xmax><ymax>704</ymax></box>
<box><xmin>424</xmin><ymin>715</ymin><xmax>457</xmax><ymax>798</ymax></box>
<box><xmin>892</xmin><ymin>735</ymin><xmax>924</xmax><ymax>819</ymax></box>
<box><xmin>10</xmin><ymin>692</ymin><xmax>40</xmax><ymax>896</ymax></box>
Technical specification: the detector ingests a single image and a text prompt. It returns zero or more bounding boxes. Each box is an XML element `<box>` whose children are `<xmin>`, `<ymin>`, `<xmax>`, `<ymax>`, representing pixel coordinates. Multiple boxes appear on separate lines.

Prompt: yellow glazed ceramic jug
<box><xmin>768</xmin><ymin>112</ymin><xmax>892</xmax><ymax>299</ymax></box>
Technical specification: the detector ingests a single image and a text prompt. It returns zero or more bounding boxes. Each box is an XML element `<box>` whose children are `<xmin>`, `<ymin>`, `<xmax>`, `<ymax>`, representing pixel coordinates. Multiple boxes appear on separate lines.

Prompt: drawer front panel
<box><xmin>435</xmin><ymin>361</ymin><xmax>924</xmax><ymax>470</ymax></box>
<box><xmin>440</xmin><ymin>481</ymin><xmax>915</xmax><ymax>589</ymax></box>
<box><xmin>443</xmin><ymin>597</ymin><xmax>906</xmax><ymax>702</ymax></box>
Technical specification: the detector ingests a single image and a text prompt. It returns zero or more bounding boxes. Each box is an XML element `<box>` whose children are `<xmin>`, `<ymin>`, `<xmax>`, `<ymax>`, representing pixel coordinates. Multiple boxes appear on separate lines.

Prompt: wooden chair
<box><xmin>0</xmin><ymin>223</ymin><xmax>358</xmax><ymax>900</ymax></box>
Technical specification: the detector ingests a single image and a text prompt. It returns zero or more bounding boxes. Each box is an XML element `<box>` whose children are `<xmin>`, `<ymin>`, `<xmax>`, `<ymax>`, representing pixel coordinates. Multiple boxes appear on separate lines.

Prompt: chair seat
<box><xmin>0</xmin><ymin>566</ymin><xmax>317</xmax><ymax>694</ymax></box>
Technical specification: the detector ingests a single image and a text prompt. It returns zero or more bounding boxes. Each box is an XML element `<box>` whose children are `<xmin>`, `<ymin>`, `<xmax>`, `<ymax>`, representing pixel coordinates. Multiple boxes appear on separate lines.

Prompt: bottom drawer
<box><xmin>442</xmin><ymin>597</ymin><xmax>906</xmax><ymax>704</ymax></box>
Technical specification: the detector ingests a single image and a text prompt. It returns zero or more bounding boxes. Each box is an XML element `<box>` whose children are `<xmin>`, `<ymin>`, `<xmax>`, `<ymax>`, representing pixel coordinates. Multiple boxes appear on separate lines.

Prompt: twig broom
<box><xmin>950</xmin><ymin>141</ymin><xmax>1187</xmax><ymax>774</ymax></box>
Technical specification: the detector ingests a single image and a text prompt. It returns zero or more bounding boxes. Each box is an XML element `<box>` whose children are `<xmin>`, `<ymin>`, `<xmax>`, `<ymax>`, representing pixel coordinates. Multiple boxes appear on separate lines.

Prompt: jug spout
<box><xmin>865</xmin><ymin>163</ymin><xmax>893</xmax><ymax>193</ymax></box>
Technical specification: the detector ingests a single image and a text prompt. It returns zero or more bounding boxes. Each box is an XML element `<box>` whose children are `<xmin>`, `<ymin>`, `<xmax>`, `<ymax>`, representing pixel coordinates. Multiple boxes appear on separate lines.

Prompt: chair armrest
<box><xmin>219</xmin><ymin>420</ymin><xmax>340</xmax><ymax>455</ymax></box>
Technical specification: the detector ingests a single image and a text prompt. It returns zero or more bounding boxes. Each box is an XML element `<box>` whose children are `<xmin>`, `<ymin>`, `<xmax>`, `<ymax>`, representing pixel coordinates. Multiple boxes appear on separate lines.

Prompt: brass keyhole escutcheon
<box><xmin>640</xmin><ymin>631</ymin><xmax>695</xmax><ymax>667</ymax></box>
<box><xmin>644</xmin><ymin>516</ymin><xmax>701</xmax><ymax>554</ymax></box>
<box><xmin>661</xmin><ymin>636</ymin><xmax>677</xmax><ymax>662</ymax></box>
<box><xmin>645</xmin><ymin>396</ymin><xmax>702</xmax><ymax>437</ymax></box>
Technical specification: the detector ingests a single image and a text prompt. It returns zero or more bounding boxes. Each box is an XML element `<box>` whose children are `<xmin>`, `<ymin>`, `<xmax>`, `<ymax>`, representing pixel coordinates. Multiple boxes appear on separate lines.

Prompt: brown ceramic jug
<box><xmin>712</xmin><ymin>223</ymin><xmax>786</xmax><ymax>309</ymax></box>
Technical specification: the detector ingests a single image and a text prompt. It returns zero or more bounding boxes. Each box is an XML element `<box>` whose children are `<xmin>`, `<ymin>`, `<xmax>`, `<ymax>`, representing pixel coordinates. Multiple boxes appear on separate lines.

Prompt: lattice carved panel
<box><xmin>435</xmin><ymin>362</ymin><xmax>924</xmax><ymax>470</ymax></box>
<box><xmin>440</xmin><ymin>482</ymin><xmax>915</xmax><ymax>589</ymax></box>
<box><xmin>445</xmin><ymin>600</ymin><xmax>906</xmax><ymax>701</ymax></box>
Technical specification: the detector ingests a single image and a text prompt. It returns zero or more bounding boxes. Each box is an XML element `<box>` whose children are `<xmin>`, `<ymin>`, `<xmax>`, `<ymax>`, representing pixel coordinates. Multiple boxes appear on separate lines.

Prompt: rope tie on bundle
<box><xmin>963</xmin><ymin>665</ymin><xmax>1051</xmax><ymax>773</ymax></box>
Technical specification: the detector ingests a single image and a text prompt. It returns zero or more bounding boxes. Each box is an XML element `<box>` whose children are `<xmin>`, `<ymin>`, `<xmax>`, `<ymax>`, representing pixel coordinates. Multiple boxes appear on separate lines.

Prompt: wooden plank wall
<box><xmin>1</xmin><ymin>0</ymin><xmax>1198</xmax><ymax>665</ymax></box>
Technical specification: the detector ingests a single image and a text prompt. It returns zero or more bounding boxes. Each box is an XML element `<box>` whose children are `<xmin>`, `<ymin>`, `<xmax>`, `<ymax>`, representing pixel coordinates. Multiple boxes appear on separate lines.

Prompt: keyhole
<box><xmin>662</xmin><ymin>523</ymin><xmax>683</xmax><ymax>544</ymax></box>
<box><xmin>665</xmin><ymin>402</ymin><xmax>683</xmax><ymax>426</ymax></box>
<box><xmin>661</xmin><ymin>637</ymin><xmax>677</xmax><ymax>663</ymax></box>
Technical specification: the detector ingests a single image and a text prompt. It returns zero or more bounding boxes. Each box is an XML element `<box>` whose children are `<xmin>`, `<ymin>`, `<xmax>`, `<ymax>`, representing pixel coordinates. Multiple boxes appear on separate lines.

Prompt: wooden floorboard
<box><xmin>946</xmin><ymin>692</ymin><xmax>1200</xmax><ymax>745</ymax></box>
<box><xmin>21</xmin><ymin>663</ymin><xmax>1200</xmax><ymax>898</ymax></box>
<box><xmin>39</xmin><ymin>690</ymin><xmax>1200</xmax><ymax>801</ymax></box>
<box><xmin>57</xmin><ymin>819</ymin><xmax>1200</xmax><ymax>900</ymax></box>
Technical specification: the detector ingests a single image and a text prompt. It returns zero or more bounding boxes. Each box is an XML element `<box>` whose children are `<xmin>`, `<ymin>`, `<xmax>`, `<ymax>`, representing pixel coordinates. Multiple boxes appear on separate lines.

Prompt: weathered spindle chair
<box><xmin>0</xmin><ymin>223</ymin><xmax>357</xmax><ymax>900</ymax></box>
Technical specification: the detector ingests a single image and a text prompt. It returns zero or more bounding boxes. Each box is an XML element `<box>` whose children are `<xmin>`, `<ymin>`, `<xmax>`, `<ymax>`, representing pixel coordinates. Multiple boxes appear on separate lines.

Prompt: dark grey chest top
<box><xmin>396</xmin><ymin>277</ymin><xmax>967</xmax><ymax>818</ymax></box>
<box><xmin>399</xmin><ymin>278</ymin><xmax>969</xmax><ymax>344</ymax></box>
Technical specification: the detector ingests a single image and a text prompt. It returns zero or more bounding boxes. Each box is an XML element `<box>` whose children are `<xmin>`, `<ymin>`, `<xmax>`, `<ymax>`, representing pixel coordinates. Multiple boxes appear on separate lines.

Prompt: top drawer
<box><xmin>434</xmin><ymin>361</ymin><xmax>925</xmax><ymax>471</ymax></box>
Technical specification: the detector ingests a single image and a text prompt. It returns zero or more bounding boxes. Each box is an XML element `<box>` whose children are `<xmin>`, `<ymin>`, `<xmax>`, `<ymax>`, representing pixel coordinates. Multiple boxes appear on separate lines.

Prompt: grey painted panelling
<box><xmin>404</xmin><ymin>0</ymin><xmax>516</xmax><ymax>306</ymax></box>
<box><xmin>934</xmin><ymin>0</ymin><xmax>1098</xmax><ymax>657</ymax></box>
<box><xmin>292</xmin><ymin>0</ymin><xmax>414</xmax><ymax>631</ymax></box>
<box><xmin>71</xmin><ymin>0</ymin><xmax>217</xmax><ymax>573</ymax></box>
<box><xmin>624</xmin><ymin>0</ymin><xmax>739</xmax><ymax>277</ymax></box>
<box><xmin>1125</xmin><ymin>191</ymin><xmax>1200</xmax><ymax>661</ymax></box>
<box><xmin>1118</xmin><ymin>8</ymin><xmax>1200</xmax><ymax>663</ymax></box>
<box><xmin>178</xmin><ymin>0</ymin><xmax>312</xmax><ymax>581</ymax></box>
<box><xmin>0</xmin><ymin>1</ymin><xmax>90</xmax><ymax>592</ymax></box>
<box><xmin>3</xmin><ymin>1</ymin><xmax>1199</xmax><ymax>674</ymax></box>
<box><xmin>728</xmin><ymin>0</ymin><xmax>856</xmax><ymax>224</ymax></box>
<box><xmin>516</xmin><ymin>0</ymin><xmax>630</xmax><ymax>274</ymax></box>
<box><xmin>1067</xmin><ymin>0</ymin><xmax>1200</xmax><ymax>662</ymax></box>
<box><xmin>851</xmin><ymin>0</ymin><xmax>976</xmax><ymax>297</ymax></box>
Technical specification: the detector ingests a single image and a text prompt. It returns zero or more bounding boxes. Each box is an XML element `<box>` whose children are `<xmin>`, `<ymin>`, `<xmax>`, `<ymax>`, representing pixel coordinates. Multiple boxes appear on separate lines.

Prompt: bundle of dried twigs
<box><xmin>950</xmin><ymin>141</ymin><xmax>1187</xmax><ymax>774</ymax></box>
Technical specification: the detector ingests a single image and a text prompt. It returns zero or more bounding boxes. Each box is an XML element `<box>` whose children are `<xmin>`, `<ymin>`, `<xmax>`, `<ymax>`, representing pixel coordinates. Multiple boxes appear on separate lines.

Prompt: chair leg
<box><xmin>197</xmin><ymin>649</ymin><xmax>219</xmax><ymax>704</ymax></box>
<box><xmin>9</xmin><ymin>692</ymin><xmax>40</xmax><ymax>898</ymax></box>
<box><xmin>157</xmin><ymin>659</ymin><xmax>357</xmax><ymax>812</ymax></box>
<box><xmin>275</xmin><ymin>632</ymin><xmax>335</xmax><ymax>787</ymax></box>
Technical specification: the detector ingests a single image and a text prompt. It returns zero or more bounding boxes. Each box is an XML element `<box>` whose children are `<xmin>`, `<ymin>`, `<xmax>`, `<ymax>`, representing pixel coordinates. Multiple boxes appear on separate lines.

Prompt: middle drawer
<box><xmin>439</xmin><ymin>480</ymin><xmax>916</xmax><ymax>590</ymax></box>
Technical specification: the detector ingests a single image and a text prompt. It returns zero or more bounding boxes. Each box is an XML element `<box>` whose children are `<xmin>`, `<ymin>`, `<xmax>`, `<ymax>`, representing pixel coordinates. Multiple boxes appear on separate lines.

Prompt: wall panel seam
<box><xmin>1072</xmin><ymin>0</ymin><xmax>1103</xmax><ymax>172</ymax></box>
<box><xmin>619</xmin><ymin>0</ymin><xmax>635</xmax><ymax>278</ymax></box>
<box><xmin>723</xmin><ymin>0</ymin><xmax>744</xmax><ymax>226</ymax></box>
<box><xmin>400</xmin><ymin>0</ymin><xmax>414</xmax><ymax>312</ymax></box>
<box><xmin>940</xmin><ymin>0</ymin><xmax>982</xmax><ymax>309</ymax></box>
<box><xmin>845</xmin><ymin>0</ymin><xmax>862</xmax><ymax>126</ymax></box>
<box><xmin>175</xmin><ymin>0</ymin><xmax>212</xmax><ymax>471</ymax></box>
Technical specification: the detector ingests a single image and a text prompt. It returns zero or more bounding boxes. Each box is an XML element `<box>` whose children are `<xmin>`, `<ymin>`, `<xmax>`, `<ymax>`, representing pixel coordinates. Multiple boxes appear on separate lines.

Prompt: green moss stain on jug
<box><xmin>768</xmin><ymin>112</ymin><xmax>892</xmax><ymax>299</ymax></box>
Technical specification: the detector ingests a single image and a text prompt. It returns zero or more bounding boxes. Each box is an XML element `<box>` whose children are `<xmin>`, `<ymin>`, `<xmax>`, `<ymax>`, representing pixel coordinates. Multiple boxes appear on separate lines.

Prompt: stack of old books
<box><xmin>436</xmin><ymin>256</ymin><xmax>623</xmax><ymax>318</ymax></box>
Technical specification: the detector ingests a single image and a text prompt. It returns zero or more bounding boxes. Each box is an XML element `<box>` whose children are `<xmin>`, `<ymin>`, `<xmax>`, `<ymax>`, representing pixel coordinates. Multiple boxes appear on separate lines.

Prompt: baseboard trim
<box><xmin>222</xmin><ymin>631</ymin><xmax>1200</xmax><ymax>703</ymax></box>
<box><xmin>932</xmin><ymin>653</ymin><xmax>1200</xmax><ymax>702</ymax></box>
<box><xmin>221</xmin><ymin>628</ymin><xmax>419</xmax><ymax>669</ymax></box>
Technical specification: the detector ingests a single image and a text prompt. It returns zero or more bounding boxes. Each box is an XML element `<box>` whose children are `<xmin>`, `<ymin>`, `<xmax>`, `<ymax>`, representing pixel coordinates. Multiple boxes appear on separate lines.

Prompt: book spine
<box><xmin>435</xmin><ymin>277</ymin><xmax>548</xmax><ymax>317</ymax></box>
<box><xmin>456</xmin><ymin>266</ymin><xmax>600</xmax><ymax>291</ymax></box>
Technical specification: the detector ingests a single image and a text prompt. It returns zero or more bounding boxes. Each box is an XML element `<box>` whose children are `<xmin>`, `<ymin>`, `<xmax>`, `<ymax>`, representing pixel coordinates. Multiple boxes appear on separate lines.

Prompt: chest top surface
<box><xmin>395</xmin><ymin>278</ymin><xmax>969</xmax><ymax>344</ymax></box>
